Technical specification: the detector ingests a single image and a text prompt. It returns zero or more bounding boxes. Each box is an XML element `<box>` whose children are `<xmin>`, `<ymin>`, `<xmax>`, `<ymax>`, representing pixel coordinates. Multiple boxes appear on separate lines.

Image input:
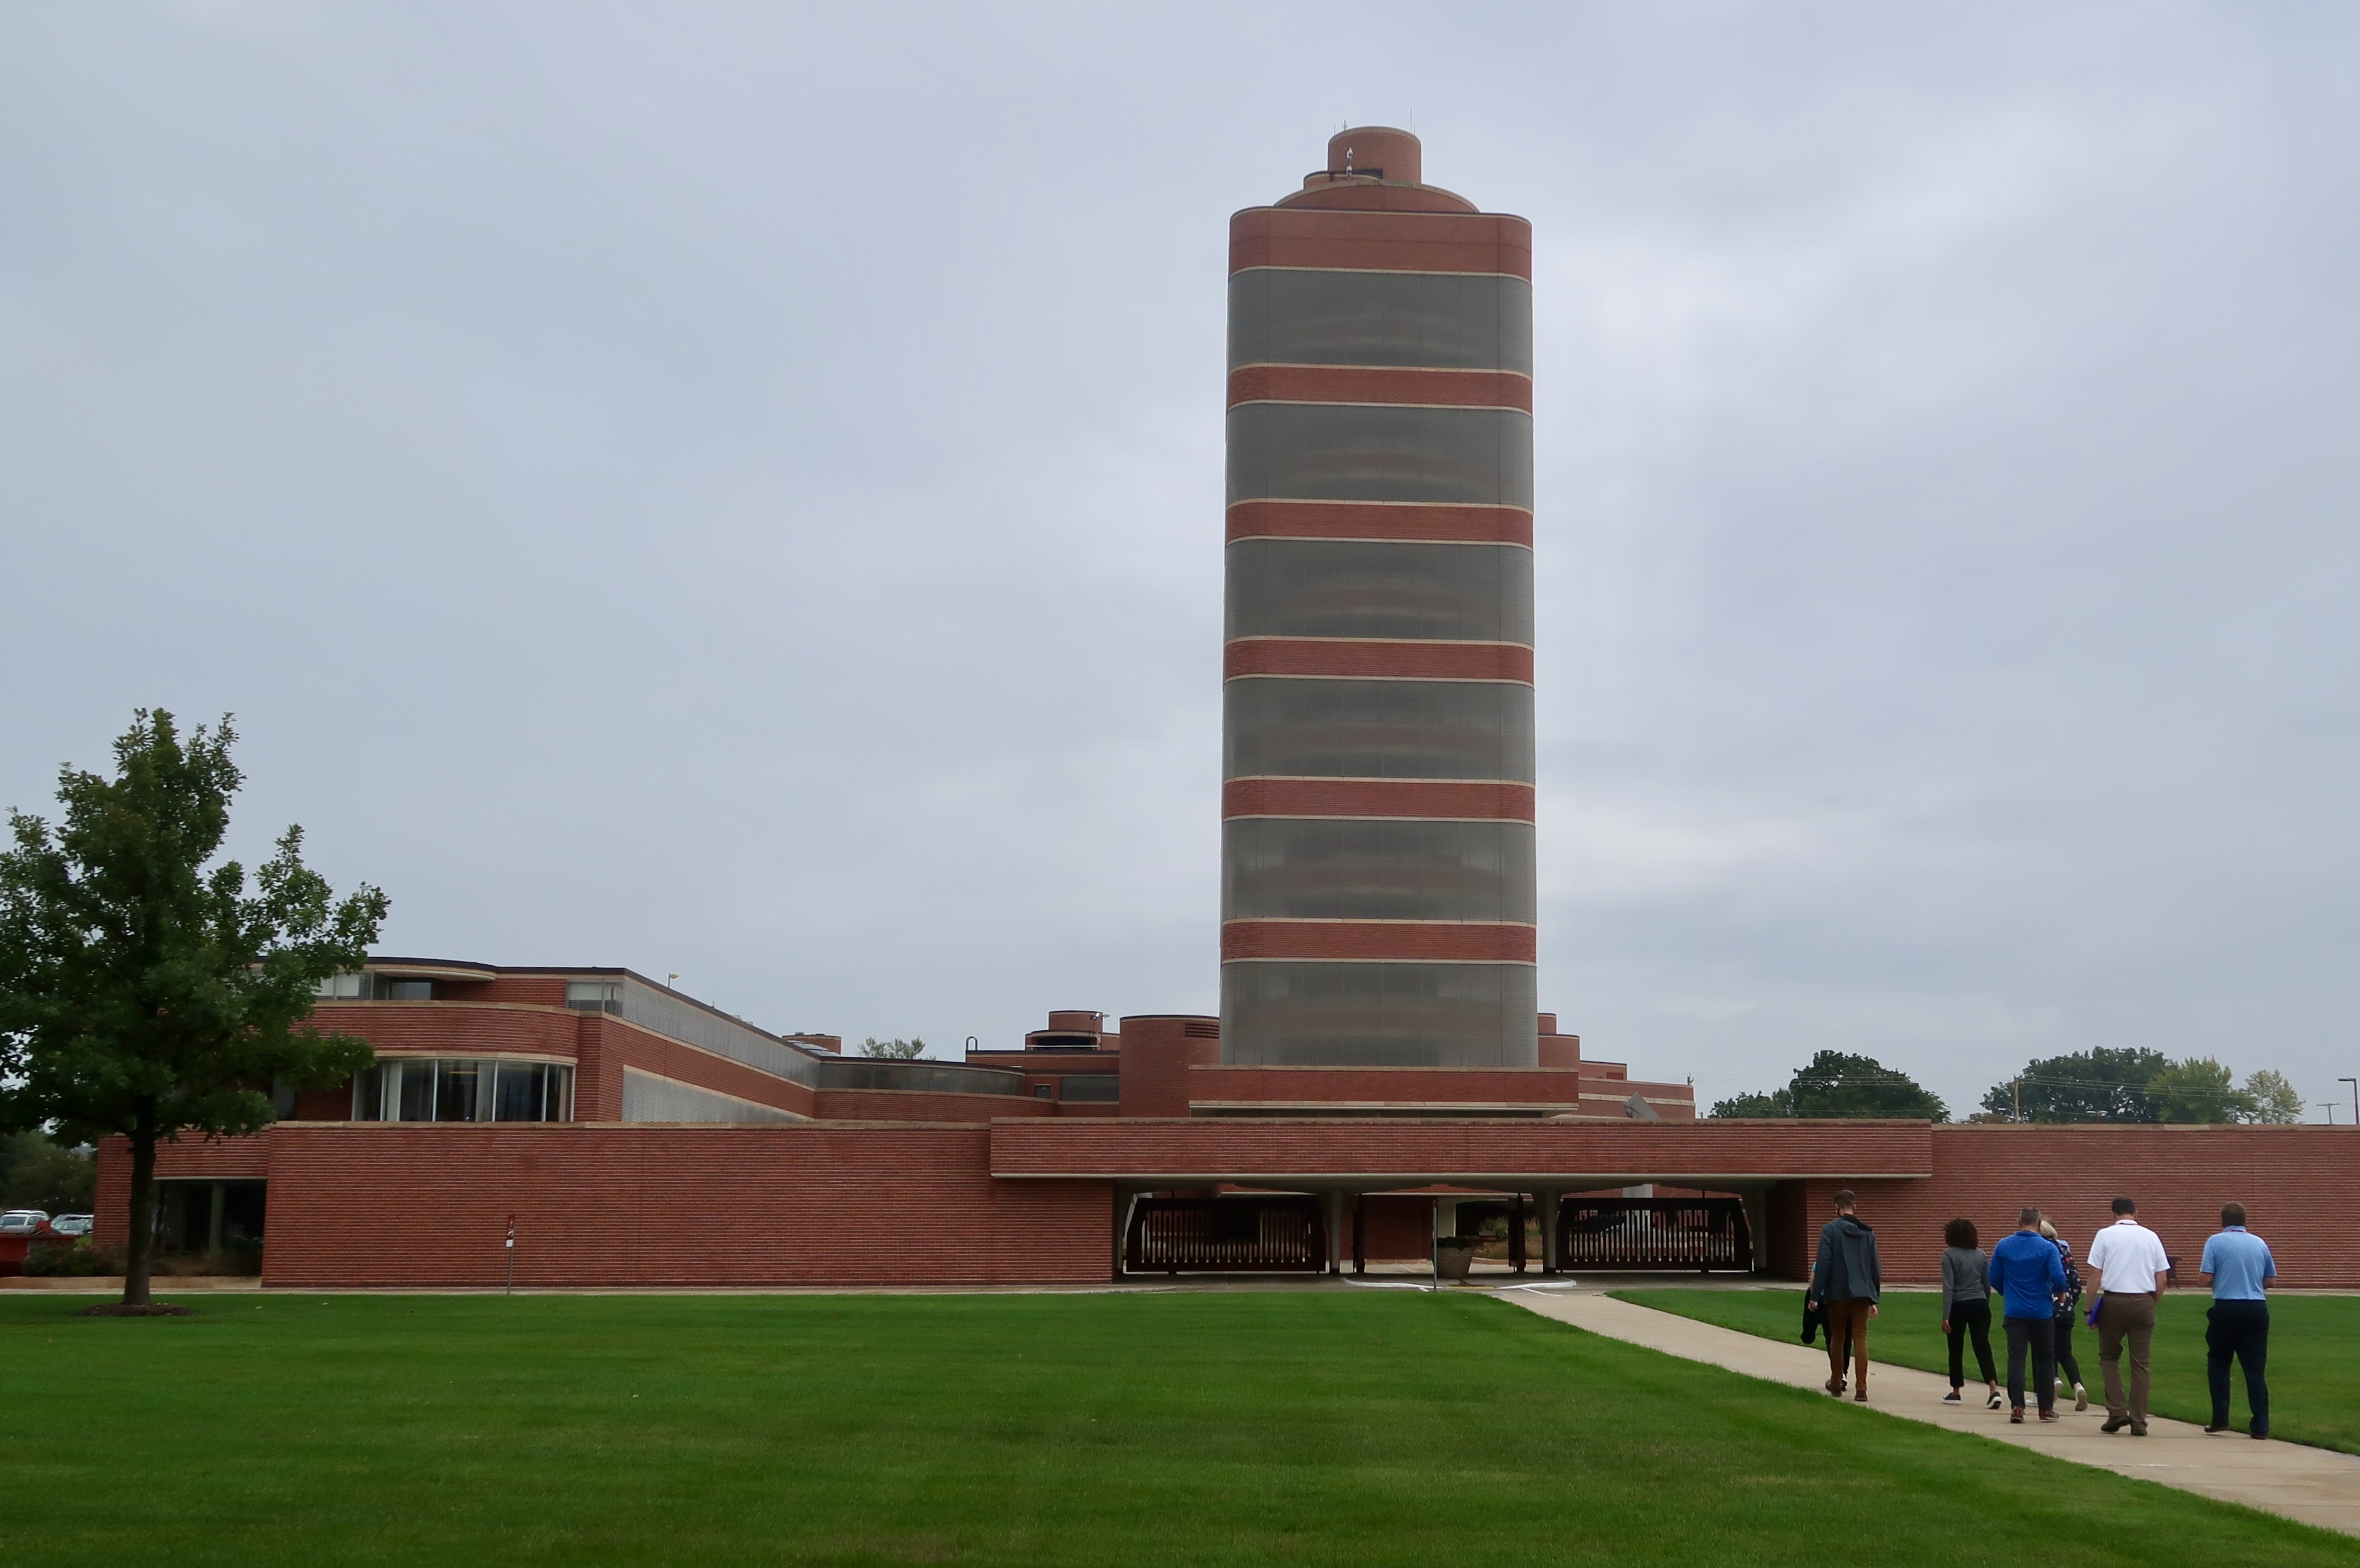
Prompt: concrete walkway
<box><xmin>1504</xmin><ymin>1289</ymin><xmax>2360</xmax><ymax>1538</ymax></box>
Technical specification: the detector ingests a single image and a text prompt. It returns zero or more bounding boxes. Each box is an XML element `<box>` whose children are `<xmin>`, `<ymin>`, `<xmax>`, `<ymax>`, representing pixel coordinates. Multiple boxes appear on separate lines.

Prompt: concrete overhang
<box><xmin>365</xmin><ymin>957</ymin><xmax>500</xmax><ymax>984</ymax></box>
<box><xmin>988</xmin><ymin>1118</ymin><xmax>1935</xmax><ymax>1184</ymax></box>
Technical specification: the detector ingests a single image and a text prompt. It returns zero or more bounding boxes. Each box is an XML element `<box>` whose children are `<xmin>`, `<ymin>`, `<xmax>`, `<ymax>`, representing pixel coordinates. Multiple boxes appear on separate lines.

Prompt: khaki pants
<box><xmin>1823</xmin><ymin>1297</ymin><xmax>1873</xmax><ymax>1393</ymax></box>
<box><xmin>2097</xmin><ymin>1292</ymin><xmax>2158</xmax><ymax>1428</ymax></box>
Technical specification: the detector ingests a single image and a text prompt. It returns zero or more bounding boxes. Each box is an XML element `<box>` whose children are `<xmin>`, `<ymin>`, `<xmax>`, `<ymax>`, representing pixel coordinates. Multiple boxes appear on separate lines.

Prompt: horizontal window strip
<box><xmin>1229</xmin><ymin>210</ymin><xmax>1532</xmax><ymax>280</ymax></box>
<box><xmin>1221</xmin><ymin>959</ymin><xmax>1540</xmax><ymax>1069</ymax></box>
<box><xmin>1227</xmin><ymin>500</ymin><xmax>1532</xmax><ymax>546</ymax></box>
<box><xmin>1224</xmin><ymin>676</ymin><xmax>1535</xmax><ymax>784</ymax></box>
<box><xmin>1227</xmin><ymin>536</ymin><xmax>1532</xmax><ymax>644</ymax></box>
<box><xmin>1221</xmin><ymin>920</ymin><xmax>1538</xmax><ymax>964</ymax></box>
<box><xmin>1223</xmin><ymin>817</ymin><xmax>1535</xmax><ymax>925</ymax></box>
<box><xmin>1228</xmin><ymin>367</ymin><xmax>1532</xmax><ymax>410</ymax></box>
<box><xmin>1223</xmin><ymin>778</ymin><xmax>1536</xmax><ymax>821</ymax></box>
<box><xmin>1225</xmin><ymin>639</ymin><xmax>1533</xmax><ymax>683</ymax></box>
<box><xmin>1228</xmin><ymin>403</ymin><xmax>1532</xmax><ymax>509</ymax></box>
<box><xmin>1228</xmin><ymin>269</ymin><xmax>1531</xmax><ymax>374</ymax></box>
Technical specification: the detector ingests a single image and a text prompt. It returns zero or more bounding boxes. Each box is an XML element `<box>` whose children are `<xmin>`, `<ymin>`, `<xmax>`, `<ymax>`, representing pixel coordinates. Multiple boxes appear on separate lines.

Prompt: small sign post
<box><xmin>505</xmin><ymin>1213</ymin><xmax>517</xmax><ymax>1295</ymax></box>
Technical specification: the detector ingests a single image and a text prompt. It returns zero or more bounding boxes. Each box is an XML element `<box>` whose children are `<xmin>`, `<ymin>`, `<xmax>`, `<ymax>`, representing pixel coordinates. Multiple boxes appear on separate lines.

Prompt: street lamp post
<box><xmin>2341</xmin><ymin>1077</ymin><xmax>2358</xmax><ymax>1127</ymax></box>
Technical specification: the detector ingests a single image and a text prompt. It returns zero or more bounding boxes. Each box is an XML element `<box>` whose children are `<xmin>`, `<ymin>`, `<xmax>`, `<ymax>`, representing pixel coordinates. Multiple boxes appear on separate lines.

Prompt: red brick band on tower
<box><xmin>1220</xmin><ymin>129</ymin><xmax>1539</xmax><ymax>1068</ymax></box>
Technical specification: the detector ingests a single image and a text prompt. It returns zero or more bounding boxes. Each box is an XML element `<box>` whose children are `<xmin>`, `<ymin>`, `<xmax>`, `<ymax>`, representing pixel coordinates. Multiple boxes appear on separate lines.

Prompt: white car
<box><xmin>48</xmin><ymin>1214</ymin><xmax>94</xmax><ymax>1237</ymax></box>
<box><xmin>0</xmin><ymin>1210</ymin><xmax>51</xmax><ymax>1235</ymax></box>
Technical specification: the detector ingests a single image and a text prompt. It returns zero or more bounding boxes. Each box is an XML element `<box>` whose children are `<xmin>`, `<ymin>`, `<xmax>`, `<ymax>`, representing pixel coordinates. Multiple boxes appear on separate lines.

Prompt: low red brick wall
<box><xmin>260</xmin><ymin>1123</ymin><xmax>1113</xmax><ymax>1288</ymax></box>
<box><xmin>1770</xmin><ymin>1126</ymin><xmax>2360</xmax><ymax>1286</ymax></box>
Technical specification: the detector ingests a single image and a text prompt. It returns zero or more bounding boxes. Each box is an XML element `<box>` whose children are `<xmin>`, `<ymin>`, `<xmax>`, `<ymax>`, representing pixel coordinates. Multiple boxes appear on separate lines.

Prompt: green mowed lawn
<box><xmin>1613</xmin><ymin>1288</ymin><xmax>2359</xmax><ymax>1453</ymax></box>
<box><xmin>4</xmin><ymin>1291</ymin><xmax>2354</xmax><ymax>1567</ymax></box>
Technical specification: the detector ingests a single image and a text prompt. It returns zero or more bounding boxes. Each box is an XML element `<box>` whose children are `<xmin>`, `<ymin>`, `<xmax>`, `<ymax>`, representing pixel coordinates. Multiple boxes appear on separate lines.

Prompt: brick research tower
<box><xmin>1221</xmin><ymin>128</ymin><xmax>1538</xmax><ymax>1068</ymax></box>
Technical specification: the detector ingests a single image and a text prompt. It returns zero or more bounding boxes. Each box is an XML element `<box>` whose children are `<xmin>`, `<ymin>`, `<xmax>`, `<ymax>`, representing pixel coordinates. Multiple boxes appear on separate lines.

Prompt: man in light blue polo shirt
<box><xmin>2198</xmin><ymin>1201</ymin><xmax>2276</xmax><ymax>1439</ymax></box>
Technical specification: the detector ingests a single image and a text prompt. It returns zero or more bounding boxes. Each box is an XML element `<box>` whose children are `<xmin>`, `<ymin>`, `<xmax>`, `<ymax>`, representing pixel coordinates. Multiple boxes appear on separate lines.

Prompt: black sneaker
<box><xmin>2205</xmin><ymin>1423</ymin><xmax>2231</xmax><ymax>1434</ymax></box>
<box><xmin>2101</xmin><ymin>1417</ymin><xmax>2129</xmax><ymax>1433</ymax></box>
<box><xmin>1942</xmin><ymin>1390</ymin><xmax>1963</xmax><ymax>1403</ymax></box>
<box><xmin>2252</xmin><ymin>1430</ymin><xmax>2269</xmax><ymax>1440</ymax></box>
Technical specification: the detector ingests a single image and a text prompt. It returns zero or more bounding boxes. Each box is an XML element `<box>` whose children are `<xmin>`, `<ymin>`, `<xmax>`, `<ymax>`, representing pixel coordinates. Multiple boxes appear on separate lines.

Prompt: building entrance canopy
<box><xmin>989</xmin><ymin>1117</ymin><xmax>1935</xmax><ymax>1189</ymax></box>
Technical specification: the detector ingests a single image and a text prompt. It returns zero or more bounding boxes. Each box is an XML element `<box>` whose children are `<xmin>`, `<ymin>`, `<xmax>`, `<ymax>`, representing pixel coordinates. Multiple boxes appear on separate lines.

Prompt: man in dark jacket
<box><xmin>1809</xmin><ymin>1190</ymin><xmax>1882</xmax><ymax>1401</ymax></box>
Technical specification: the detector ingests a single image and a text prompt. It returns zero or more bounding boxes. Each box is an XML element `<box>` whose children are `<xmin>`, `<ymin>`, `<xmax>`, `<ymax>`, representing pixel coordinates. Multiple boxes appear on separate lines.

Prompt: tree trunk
<box><xmin>123</xmin><ymin>1113</ymin><xmax>157</xmax><ymax>1308</ymax></box>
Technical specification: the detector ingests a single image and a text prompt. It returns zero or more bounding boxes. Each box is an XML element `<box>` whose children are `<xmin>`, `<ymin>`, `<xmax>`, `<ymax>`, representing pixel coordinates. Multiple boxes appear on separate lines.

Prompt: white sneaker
<box><xmin>2074</xmin><ymin>1383</ymin><xmax>2089</xmax><ymax>1412</ymax></box>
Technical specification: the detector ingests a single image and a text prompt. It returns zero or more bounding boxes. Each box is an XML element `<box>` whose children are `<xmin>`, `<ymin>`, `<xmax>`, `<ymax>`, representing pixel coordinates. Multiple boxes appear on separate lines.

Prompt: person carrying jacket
<box><xmin>1809</xmin><ymin>1190</ymin><xmax>1882</xmax><ymax>1402</ymax></box>
<box><xmin>1990</xmin><ymin>1206</ymin><xmax>2068</xmax><ymax>1424</ymax></box>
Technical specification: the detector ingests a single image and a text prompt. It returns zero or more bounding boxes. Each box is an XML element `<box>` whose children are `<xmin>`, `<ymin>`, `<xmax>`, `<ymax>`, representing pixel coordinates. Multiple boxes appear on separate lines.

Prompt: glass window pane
<box><xmin>350</xmin><ymin>1065</ymin><xmax>385</xmax><ymax>1121</ymax></box>
<box><xmin>396</xmin><ymin>1061</ymin><xmax>437</xmax><ymax>1121</ymax></box>
<box><xmin>435</xmin><ymin>1061</ymin><xmax>480</xmax><ymax>1122</ymax></box>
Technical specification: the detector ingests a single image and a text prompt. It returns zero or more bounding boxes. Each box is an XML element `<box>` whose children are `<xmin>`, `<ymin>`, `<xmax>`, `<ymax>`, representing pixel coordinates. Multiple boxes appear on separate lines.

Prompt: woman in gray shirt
<box><xmin>1942</xmin><ymin>1217</ymin><xmax>2002</xmax><ymax>1407</ymax></box>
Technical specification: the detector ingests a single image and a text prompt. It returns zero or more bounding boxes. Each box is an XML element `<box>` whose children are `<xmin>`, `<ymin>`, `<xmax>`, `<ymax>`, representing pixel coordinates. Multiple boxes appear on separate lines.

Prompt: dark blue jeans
<box><xmin>2206</xmin><ymin>1300</ymin><xmax>2269</xmax><ymax>1434</ymax></box>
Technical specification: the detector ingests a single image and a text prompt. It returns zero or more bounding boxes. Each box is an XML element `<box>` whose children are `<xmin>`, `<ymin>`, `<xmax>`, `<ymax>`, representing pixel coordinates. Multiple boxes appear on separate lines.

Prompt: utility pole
<box><xmin>2320</xmin><ymin>1104</ymin><xmax>2340</xmax><ymax>1127</ymax></box>
<box><xmin>2013</xmin><ymin>1077</ymin><xmax>2022</xmax><ymax>1122</ymax></box>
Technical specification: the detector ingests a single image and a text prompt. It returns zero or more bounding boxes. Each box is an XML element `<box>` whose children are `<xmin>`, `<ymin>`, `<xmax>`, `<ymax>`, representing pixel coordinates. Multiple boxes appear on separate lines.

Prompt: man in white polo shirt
<box><xmin>2085</xmin><ymin>1195</ymin><xmax>2171</xmax><ymax>1435</ymax></box>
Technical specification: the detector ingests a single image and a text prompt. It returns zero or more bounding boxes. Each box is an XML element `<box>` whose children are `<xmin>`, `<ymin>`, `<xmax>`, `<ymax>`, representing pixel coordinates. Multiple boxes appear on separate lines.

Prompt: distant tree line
<box><xmin>1975</xmin><ymin>1046</ymin><xmax>2301</xmax><ymax>1124</ymax></box>
<box><xmin>1710</xmin><ymin>1045</ymin><xmax>2305</xmax><ymax>1124</ymax></box>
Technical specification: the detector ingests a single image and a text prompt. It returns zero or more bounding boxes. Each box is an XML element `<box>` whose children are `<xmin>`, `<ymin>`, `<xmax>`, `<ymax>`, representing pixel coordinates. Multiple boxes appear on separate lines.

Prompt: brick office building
<box><xmin>89</xmin><ymin>130</ymin><xmax>2360</xmax><ymax>1289</ymax></box>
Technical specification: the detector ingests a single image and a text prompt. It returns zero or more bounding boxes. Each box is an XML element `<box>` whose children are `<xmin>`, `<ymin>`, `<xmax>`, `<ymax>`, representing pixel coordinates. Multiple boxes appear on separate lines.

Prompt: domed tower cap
<box><xmin>1327</xmin><ymin>126</ymin><xmax>1419</xmax><ymax>186</ymax></box>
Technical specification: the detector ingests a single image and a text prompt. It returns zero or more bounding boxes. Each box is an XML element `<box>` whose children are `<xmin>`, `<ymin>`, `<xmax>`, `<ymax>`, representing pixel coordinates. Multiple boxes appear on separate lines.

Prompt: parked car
<box><xmin>0</xmin><ymin>1210</ymin><xmax>52</xmax><ymax>1235</ymax></box>
<box><xmin>48</xmin><ymin>1214</ymin><xmax>95</xmax><ymax>1237</ymax></box>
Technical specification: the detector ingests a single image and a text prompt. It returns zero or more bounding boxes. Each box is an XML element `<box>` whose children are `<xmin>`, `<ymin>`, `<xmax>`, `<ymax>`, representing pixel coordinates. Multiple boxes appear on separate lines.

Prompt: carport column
<box><xmin>1539</xmin><ymin>1189</ymin><xmax>1561</xmax><ymax>1273</ymax></box>
<box><xmin>1111</xmin><ymin>1185</ymin><xmax>1136</xmax><ymax>1278</ymax></box>
<box><xmin>1741</xmin><ymin>1186</ymin><xmax>1770</xmax><ymax>1274</ymax></box>
<box><xmin>1322</xmin><ymin>1189</ymin><xmax>1345</xmax><ymax>1275</ymax></box>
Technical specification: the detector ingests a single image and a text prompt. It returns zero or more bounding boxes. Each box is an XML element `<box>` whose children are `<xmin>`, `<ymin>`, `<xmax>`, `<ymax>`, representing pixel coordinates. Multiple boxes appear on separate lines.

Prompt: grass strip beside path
<box><xmin>1612</xmin><ymin>1288</ymin><xmax>2360</xmax><ymax>1454</ymax></box>
<box><xmin>4</xmin><ymin>1292</ymin><xmax>2355</xmax><ymax>1567</ymax></box>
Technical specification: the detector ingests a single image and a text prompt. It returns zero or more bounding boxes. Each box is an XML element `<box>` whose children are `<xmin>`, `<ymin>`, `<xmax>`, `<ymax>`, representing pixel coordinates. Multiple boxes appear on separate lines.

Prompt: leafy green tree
<box><xmin>858</xmin><ymin>1036</ymin><xmax>927</xmax><ymax>1059</ymax></box>
<box><xmin>2244</xmin><ymin>1068</ymin><xmax>2304</xmax><ymax>1125</ymax></box>
<box><xmin>0</xmin><ymin>712</ymin><xmax>386</xmax><ymax>1308</ymax></box>
<box><xmin>1980</xmin><ymin>1047</ymin><xmax>2168</xmax><ymax>1122</ymax></box>
<box><xmin>2147</xmin><ymin>1057</ymin><xmax>2257</xmax><ymax>1123</ymax></box>
<box><xmin>1</xmin><ymin>1130</ymin><xmax>95</xmax><ymax>1212</ymax></box>
<box><xmin>1707</xmin><ymin>1089</ymin><xmax>1792</xmax><ymax>1117</ymax></box>
<box><xmin>1710</xmin><ymin>1050</ymin><xmax>1947</xmax><ymax>1121</ymax></box>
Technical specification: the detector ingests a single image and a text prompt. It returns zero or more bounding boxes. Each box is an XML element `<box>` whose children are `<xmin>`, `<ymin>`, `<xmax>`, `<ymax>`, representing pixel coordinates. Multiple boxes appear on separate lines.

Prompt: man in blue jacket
<box><xmin>1990</xmin><ymin>1206</ymin><xmax>2069</xmax><ymax>1424</ymax></box>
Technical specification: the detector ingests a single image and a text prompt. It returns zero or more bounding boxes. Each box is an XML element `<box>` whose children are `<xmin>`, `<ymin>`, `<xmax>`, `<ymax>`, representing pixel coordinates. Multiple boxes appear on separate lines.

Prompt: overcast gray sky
<box><xmin>5</xmin><ymin>3</ymin><xmax>2356</xmax><ymax>1118</ymax></box>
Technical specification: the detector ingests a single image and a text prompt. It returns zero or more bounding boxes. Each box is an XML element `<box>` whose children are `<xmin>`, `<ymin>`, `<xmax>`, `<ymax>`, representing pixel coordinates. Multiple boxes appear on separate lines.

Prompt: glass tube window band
<box><xmin>1226</xmin><ymin>404</ymin><xmax>1534</xmax><ymax>509</ymax></box>
<box><xmin>1227</xmin><ymin>537</ymin><xmax>1532</xmax><ymax>645</ymax></box>
<box><xmin>1229</xmin><ymin>269</ymin><xmax>1533</xmax><ymax>374</ymax></box>
<box><xmin>1223</xmin><ymin>676</ymin><xmax>1535</xmax><ymax>783</ymax></box>
<box><xmin>351</xmin><ymin>1059</ymin><xmax>574</xmax><ymax>1123</ymax></box>
<box><xmin>1223</xmin><ymin>817</ymin><xmax>1535</xmax><ymax>923</ymax></box>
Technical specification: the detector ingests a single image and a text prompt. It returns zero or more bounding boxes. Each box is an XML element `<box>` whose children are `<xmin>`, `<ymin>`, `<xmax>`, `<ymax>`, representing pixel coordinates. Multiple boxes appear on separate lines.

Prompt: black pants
<box><xmin>2054</xmin><ymin>1316</ymin><xmax>2083</xmax><ymax>1389</ymax></box>
<box><xmin>2005</xmin><ymin>1316</ymin><xmax>2056</xmax><ymax>1412</ymax></box>
<box><xmin>1946</xmin><ymin>1298</ymin><xmax>1996</xmax><ymax>1387</ymax></box>
<box><xmin>2206</xmin><ymin>1300</ymin><xmax>2269</xmax><ymax>1434</ymax></box>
